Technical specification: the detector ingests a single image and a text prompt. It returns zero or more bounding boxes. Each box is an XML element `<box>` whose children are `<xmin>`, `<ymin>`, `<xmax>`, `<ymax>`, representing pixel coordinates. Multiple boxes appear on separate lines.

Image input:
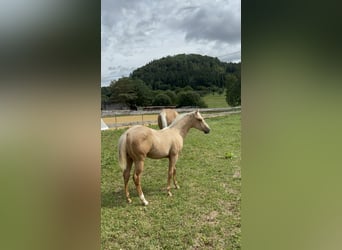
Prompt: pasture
<box><xmin>203</xmin><ymin>93</ymin><xmax>229</xmax><ymax>108</ymax></box>
<box><xmin>101</xmin><ymin>113</ymin><xmax>241</xmax><ymax>249</ymax></box>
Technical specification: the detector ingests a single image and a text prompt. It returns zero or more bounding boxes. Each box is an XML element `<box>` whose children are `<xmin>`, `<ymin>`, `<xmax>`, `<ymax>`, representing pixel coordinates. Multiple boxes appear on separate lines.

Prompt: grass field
<box><xmin>203</xmin><ymin>93</ymin><xmax>229</xmax><ymax>108</ymax></box>
<box><xmin>101</xmin><ymin>113</ymin><xmax>241</xmax><ymax>249</ymax></box>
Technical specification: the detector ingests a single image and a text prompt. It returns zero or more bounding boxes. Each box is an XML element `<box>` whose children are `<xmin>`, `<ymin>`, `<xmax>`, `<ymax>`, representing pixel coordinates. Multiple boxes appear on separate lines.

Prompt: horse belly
<box><xmin>146</xmin><ymin>147</ymin><xmax>169</xmax><ymax>159</ymax></box>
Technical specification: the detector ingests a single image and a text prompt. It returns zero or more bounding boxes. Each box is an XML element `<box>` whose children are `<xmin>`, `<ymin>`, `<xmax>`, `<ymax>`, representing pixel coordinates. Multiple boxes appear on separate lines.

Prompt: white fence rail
<box><xmin>101</xmin><ymin>107</ymin><xmax>241</xmax><ymax>129</ymax></box>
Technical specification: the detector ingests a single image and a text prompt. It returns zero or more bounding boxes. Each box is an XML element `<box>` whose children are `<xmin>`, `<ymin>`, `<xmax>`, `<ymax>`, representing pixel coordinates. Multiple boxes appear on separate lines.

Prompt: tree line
<box><xmin>102</xmin><ymin>54</ymin><xmax>240</xmax><ymax>109</ymax></box>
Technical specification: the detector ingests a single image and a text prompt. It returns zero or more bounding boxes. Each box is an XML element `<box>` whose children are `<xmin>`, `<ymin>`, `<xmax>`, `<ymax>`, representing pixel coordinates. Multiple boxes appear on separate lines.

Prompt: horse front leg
<box><xmin>133</xmin><ymin>160</ymin><xmax>149</xmax><ymax>206</ymax></box>
<box><xmin>167</xmin><ymin>154</ymin><xmax>179</xmax><ymax>196</ymax></box>
<box><xmin>172</xmin><ymin>154</ymin><xmax>180</xmax><ymax>189</ymax></box>
<box><xmin>167</xmin><ymin>166</ymin><xmax>173</xmax><ymax>196</ymax></box>
<box><xmin>173</xmin><ymin>167</ymin><xmax>180</xmax><ymax>189</ymax></box>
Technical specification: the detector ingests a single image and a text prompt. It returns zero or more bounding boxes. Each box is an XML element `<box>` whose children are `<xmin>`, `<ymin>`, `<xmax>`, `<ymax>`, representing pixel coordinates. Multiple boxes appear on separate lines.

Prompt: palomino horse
<box><xmin>118</xmin><ymin>110</ymin><xmax>210</xmax><ymax>205</ymax></box>
<box><xmin>157</xmin><ymin>109</ymin><xmax>179</xmax><ymax>129</ymax></box>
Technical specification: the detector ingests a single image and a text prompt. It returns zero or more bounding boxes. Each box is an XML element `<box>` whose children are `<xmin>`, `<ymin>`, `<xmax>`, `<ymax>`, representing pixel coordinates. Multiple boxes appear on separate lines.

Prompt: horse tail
<box><xmin>158</xmin><ymin>110</ymin><xmax>168</xmax><ymax>129</ymax></box>
<box><xmin>118</xmin><ymin>132</ymin><xmax>128</xmax><ymax>171</ymax></box>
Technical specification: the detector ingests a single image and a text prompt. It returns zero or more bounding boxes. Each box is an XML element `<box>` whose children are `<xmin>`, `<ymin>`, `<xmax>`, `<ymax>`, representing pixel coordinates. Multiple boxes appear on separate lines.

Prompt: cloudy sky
<box><xmin>101</xmin><ymin>0</ymin><xmax>240</xmax><ymax>86</ymax></box>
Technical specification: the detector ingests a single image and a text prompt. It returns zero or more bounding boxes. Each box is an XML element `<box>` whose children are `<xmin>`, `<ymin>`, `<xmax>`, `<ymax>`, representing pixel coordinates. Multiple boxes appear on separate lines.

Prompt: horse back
<box><xmin>158</xmin><ymin>109</ymin><xmax>179</xmax><ymax>129</ymax></box>
<box><xmin>165</xmin><ymin>109</ymin><xmax>179</xmax><ymax>125</ymax></box>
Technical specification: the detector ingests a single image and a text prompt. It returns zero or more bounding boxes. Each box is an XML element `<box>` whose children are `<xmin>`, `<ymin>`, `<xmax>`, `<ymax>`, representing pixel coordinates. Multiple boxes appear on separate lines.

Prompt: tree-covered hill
<box><xmin>131</xmin><ymin>53</ymin><xmax>240</xmax><ymax>92</ymax></box>
<box><xmin>102</xmin><ymin>54</ymin><xmax>241</xmax><ymax>109</ymax></box>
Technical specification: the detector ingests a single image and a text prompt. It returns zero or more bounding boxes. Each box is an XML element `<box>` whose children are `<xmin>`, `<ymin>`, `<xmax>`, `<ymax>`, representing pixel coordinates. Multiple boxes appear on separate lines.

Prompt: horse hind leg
<box><xmin>123</xmin><ymin>157</ymin><xmax>133</xmax><ymax>203</ymax></box>
<box><xmin>133</xmin><ymin>160</ymin><xmax>149</xmax><ymax>206</ymax></box>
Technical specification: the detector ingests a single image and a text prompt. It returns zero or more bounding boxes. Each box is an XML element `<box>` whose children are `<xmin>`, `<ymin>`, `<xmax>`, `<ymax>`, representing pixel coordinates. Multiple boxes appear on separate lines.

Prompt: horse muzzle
<box><xmin>204</xmin><ymin>128</ymin><xmax>210</xmax><ymax>134</ymax></box>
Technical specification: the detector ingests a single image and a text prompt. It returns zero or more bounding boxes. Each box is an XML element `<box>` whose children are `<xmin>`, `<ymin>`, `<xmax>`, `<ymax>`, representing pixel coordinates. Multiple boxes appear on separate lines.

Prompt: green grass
<box><xmin>101</xmin><ymin>114</ymin><xmax>241</xmax><ymax>249</ymax></box>
<box><xmin>203</xmin><ymin>93</ymin><xmax>229</xmax><ymax>108</ymax></box>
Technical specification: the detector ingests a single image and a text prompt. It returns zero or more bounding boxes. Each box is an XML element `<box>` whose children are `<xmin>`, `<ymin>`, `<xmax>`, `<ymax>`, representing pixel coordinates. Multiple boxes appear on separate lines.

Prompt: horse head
<box><xmin>192</xmin><ymin>110</ymin><xmax>211</xmax><ymax>134</ymax></box>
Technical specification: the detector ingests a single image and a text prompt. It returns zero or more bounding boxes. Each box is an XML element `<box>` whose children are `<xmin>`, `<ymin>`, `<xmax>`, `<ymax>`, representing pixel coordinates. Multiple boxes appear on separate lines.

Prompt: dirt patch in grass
<box><xmin>103</xmin><ymin>114</ymin><xmax>158</xmax><ymax>124</ymax></box>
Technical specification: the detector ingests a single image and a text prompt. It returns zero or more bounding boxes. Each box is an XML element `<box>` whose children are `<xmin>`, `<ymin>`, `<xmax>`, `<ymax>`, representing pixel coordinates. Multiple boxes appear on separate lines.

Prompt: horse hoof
<box><xmin>142</xmin><ymin>200</ymin><xmax>149</xmax><ymax>206</ymax></box>
<box><xmin>175</xmin><ymin>185</ymin><xmax>180</xmax><ymax>189</ymax></box>
<box><xmin>127</xmin><ymin>198</ymin><xmax>132</xmax><ymax>204</ymax></box>
<box><xmin>167</xmin><ymin>191</ymin><xmax>173</xmax><ymax>196</ymax></box>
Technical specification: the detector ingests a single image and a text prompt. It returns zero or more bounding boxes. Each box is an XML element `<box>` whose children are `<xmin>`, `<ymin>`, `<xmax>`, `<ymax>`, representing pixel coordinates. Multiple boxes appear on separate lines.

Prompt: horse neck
<box><xmin>170</xmin><ymin>115</ymin><xmax>193</xmax><ymax>138</ymax></box>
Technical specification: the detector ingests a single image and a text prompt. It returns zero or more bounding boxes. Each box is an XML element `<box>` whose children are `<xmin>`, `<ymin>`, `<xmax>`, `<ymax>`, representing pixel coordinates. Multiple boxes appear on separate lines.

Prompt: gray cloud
<box><xmin>101</xmin><ymin>0</ymin><xmax>241</xmax><ymax>86</ymax></box>
<box><xmin>174</xmin><ymin>3</ymin><xmax>240</xmax><ymax>44</ymax></box>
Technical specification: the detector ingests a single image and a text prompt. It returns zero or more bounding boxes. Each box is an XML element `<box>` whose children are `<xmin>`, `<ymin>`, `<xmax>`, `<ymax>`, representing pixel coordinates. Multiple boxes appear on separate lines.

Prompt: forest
<box><xmin>101</xmin><ymin>54</ymin><xmax>240</xmax><ymax>109</ymax></box>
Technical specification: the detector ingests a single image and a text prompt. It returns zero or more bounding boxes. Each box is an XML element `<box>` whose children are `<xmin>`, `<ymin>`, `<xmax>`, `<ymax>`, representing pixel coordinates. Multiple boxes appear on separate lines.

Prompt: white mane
<box><xmin>168</xmin><ymin>112</ymin><xmax>194</xmax><ymax>128</ymax></box>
